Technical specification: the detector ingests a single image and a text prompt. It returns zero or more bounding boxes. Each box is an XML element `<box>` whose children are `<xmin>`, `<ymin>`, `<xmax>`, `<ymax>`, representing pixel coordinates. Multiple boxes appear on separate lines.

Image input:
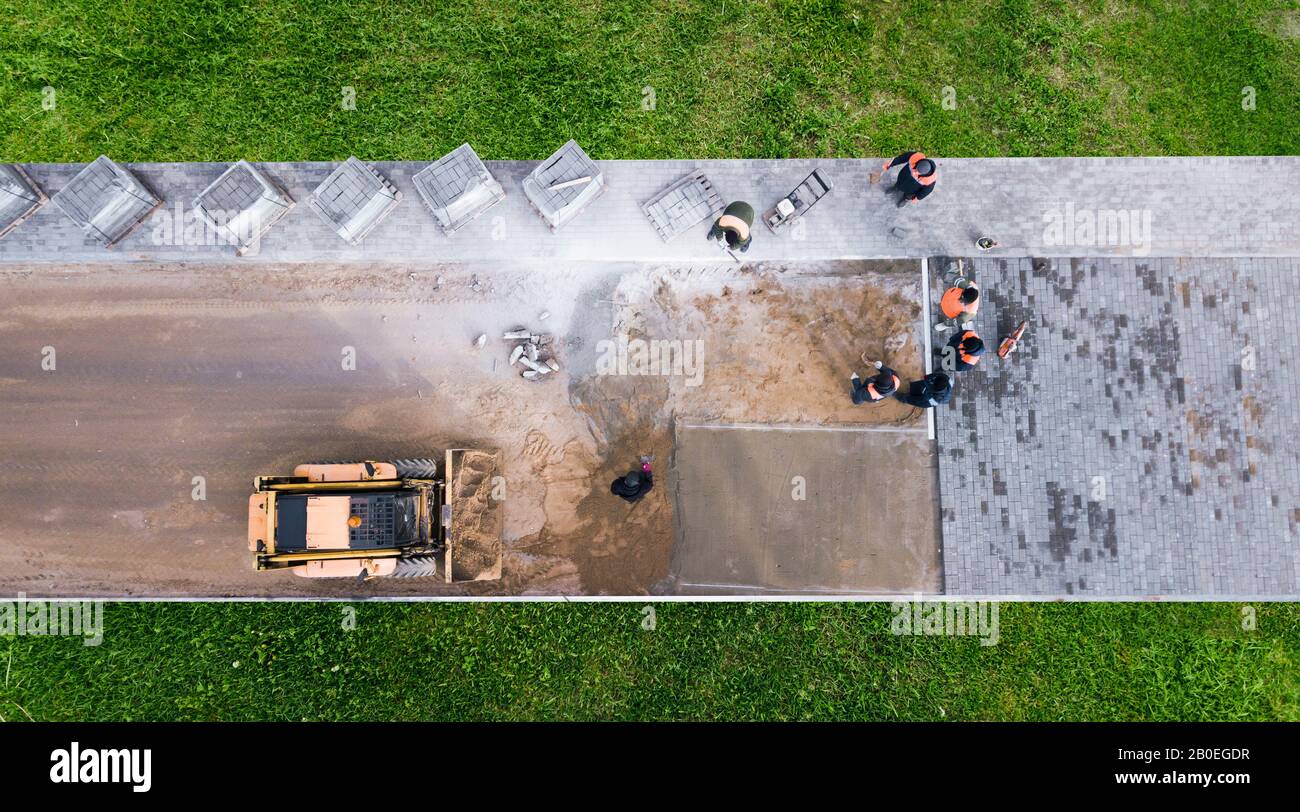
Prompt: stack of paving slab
<box><xmin>641</xmin><ymin>169</ymin><xmax>724</xmax><ymax>242</ymax></box>
<box><xmin>521</xmin><ymin>140</ymin><xmax>605</xmax><ymax>231</ymax></box>
<box><xmin>308</xmin><ymin>156</ymin><xmax>402</xmax><ymax>244</ymax></box>
<box><xmin>0</xmin><ymin>164</ymin><xmax>46</xmax><ymax>239</ymax></box>
<box><xmin>49</xmin><ymin>155</ymin><xmax>161</xmax><ymax>247</ymax></box>
<box><xmin>412</xmin><ymin>143</ymin><xmax>505</xmax><ymax>234</ymax></box>
<box><xmin>192</xmin><ymin>160</ymin><xmax>295</xmax><ymax>255</ymax></box>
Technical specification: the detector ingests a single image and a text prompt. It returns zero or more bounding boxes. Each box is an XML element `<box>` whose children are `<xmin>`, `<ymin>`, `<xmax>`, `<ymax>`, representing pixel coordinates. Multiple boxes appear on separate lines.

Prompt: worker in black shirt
<box><xmin>897</xmin><ymin>372</ymin><xmax>952</xmax><ymax>409</ymax></box>
<box><xmin>610</xmin><ymin>457</ymin><xmax>654</xmax><ymax>504</ymax></box>
<box><xmin>879</xmin><ymin>151</ymin><xmax>938</xmax><ymax>207</ymax></box>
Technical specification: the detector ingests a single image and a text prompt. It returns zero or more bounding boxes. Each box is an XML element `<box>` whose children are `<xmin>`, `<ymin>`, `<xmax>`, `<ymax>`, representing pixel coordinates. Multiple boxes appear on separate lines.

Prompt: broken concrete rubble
<box><xmin>519</xmin><ymin>355</ymin><xmax>549</xmax><ymax>374</ymax></box>
<box><xmin>501</xmin><ymin>325</ymin><xmax>560</xmax><ymax>380</ymax></box>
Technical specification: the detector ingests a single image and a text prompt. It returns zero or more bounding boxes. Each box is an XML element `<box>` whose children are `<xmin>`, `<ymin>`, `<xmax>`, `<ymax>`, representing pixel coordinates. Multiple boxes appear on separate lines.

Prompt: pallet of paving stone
<box><xmin>641</xmin><ymin>169</ymin><xmax>724</xmax><ymax>242</ymax></box>
<box><xmin>50</xmin><ymin>155</ymin><xmax>163</xmax><ymax>248</ymax></box>
<box><xmin>412</xmin><ymin>143</ymin><xmax>505</xmax><ymax>235</ymax></box>
<box><xmin>521</xmin><ymin>140</ymin><xmax>606</xmax><ymax>231</ymax></box>
<box><xmin>0</xmin><ymin>164</ymin><xmax>48</xmax><ymax>240</ymax></box>
<box><xmin>308</xmin><ymin>156</ymin><xmax>402</xmax><ymax>245</ymax></box>
<box><xmin>192</xmin><ymin>160</ymin><xmax>295</xmax><ymax>256</ymax></box>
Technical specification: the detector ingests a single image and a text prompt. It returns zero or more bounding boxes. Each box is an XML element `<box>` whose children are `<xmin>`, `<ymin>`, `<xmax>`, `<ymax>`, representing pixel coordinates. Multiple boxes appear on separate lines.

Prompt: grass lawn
<box><xmin>1</xmin><ymin>1</ymin><xmax>1298</xmax><ymax>721</ymax></box>
<box><xmin>2</xmin><ymin>603</ymin><xmax>1297</xmax><ymax>721</ymax></box>
<box><xmin>2</xmin><ymin>0</ymin><xmax>1297</xmax><ymax>161</ymax></box>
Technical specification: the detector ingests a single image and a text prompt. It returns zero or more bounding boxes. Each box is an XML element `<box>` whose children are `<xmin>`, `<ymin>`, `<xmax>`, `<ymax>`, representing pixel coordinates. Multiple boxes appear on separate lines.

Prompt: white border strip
<box><xmin>4</xmin><ymin>594</ymin><xmax>1284</xmax><ymax>603</ymax></box>
<box><xmin>676</xmin><ymin>422</ymin><xmax>926</xmax><ymax>434</ymax></box>
<box><xmin>919</xmin><ymin>257</ymin><xmax>935</xmax><ymax>440</ymax></box>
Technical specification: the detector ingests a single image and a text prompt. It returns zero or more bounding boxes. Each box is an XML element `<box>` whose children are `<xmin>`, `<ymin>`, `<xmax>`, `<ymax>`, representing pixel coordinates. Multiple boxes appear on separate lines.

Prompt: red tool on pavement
<box><xmin>998</xmin><ymin>320</ymin><xmax>1029</xmax><ymax>359</ymax></box>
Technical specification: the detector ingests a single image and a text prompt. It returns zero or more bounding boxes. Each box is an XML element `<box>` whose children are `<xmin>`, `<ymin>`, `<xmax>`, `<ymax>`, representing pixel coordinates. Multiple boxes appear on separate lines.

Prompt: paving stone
<box><xmin>307</xmin><ymin>156</ymin><xmax>401</xmax><ymax>245</ymax></box>
<box><xmin>191</xmin><ymin>160</ymin><xmax>294</xmax><ymax>255</ymax></box>
<box><xmin>410</xmin><ymin>143</ymin><xmax>504</xmax><ymax>234</ymax></box>
<box><xmin>2</xmin><ymin>156</ymin><xmax>1296</xmax><ymax>264</ymax></box>
<box><xmin>934</xmin><ymin>256</ymin><xmax>1300</xmax><ymax>596</ymax></box>
<box><xmin>521</xmin><ymin>140</ymin><xmax>605</xmax><ymax>231</ymax></box>
<box><xmin>47</xmin><ymin>155</ymin><xmax>160</xmax><ymax>247</ymax></box>
<box><xmin>0</xmin><ymin>164</ymin><xmax>46</xmax><ymax>240</ymax></box>
<box><xmin>641</xmin><ymin>169</ymin><xmax>724</xmax><ymax>242</ymax></box>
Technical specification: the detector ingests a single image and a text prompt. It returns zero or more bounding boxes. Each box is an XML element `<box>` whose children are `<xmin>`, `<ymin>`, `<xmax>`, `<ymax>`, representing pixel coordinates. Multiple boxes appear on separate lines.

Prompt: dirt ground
<box><xmin>0</xmin><ymin>259</ymin><xmax>928</xmax><ymax>597</ymax></box>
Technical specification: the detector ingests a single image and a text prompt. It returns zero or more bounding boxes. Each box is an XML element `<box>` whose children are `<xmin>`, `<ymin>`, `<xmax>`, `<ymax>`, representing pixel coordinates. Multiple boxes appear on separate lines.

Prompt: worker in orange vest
<box><xmin>935</xmin><ymin>276</ymin><xmax>979</xmax><ymax>334</ymax></box>
<box><xmin>850</xmin><ymin>359</ymin><xmax>900</xmax><ymax>405</ymax></box>
<box><xmin>880</xmin><ymin>151</ymin><xmax>938</xmax><ymax>207</ymax></box>
<box><xmin>943</xmin><ymin>329</ymin><xmax>986</xmax><ymax>372</ymax></box>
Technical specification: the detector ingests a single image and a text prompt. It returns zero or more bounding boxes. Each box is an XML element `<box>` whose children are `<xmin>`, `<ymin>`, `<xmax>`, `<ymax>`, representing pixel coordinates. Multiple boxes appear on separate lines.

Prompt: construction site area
<box><xmin>1</xmin><ymin>154</ymin><xmax>1297</xmax><ymax>598</ymax></box>
<box><xmin>0</xmin><ymin>258</ymin><xmax>938</xmax><ymax>597</ymax></box>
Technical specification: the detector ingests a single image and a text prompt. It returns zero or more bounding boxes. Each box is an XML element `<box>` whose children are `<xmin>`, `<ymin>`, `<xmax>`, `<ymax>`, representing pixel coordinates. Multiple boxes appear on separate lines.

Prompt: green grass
<box><xmin>2</xmin><ymin>603</ymin><xmax>1296</xmax><ymax>721</ymax></box>
<box><xmin>2</xmin><ymin>1</ymin><xmax>1299</xmax><ymax>721</ymax></box>
<box><xmin>1</xmin><ymin>0</ymin><xmax>1297</xmax><ymax>161</ymax></box>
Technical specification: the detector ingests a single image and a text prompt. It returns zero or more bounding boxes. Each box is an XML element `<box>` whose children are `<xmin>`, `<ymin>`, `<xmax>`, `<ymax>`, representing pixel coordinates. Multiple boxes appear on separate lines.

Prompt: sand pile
<box><xmin>448</xmin><ymin>450</ymin><xmax>503</xmax><ymax>581</ymax></box>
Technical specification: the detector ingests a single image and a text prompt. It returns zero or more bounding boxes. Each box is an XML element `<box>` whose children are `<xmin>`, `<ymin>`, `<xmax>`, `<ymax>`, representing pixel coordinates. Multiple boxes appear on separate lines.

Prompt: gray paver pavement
<box><xmin>2</xmin><ymin>156</ymin><xmax>1297</xmax><ymax>263</ymax></box>
<box><xmin>935</xmin><ymin>256</ymin><xmax>1300</xmax><ymax>596</ymax></box>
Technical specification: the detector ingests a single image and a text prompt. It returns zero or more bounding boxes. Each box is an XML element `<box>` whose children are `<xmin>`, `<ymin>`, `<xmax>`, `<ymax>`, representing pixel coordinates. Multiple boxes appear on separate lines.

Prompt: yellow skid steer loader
<box><xmin>247</xmin><ymin>451</ymin><xmax>501</xmax><ymax>582</ymax></box>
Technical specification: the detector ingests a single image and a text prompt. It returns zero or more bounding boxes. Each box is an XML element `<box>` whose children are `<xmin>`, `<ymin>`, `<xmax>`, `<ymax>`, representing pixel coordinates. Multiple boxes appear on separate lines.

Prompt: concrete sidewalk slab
<box><xmin>671</xmin><ymin>423</ymin><xmax>941</xmax><ymax>594</ymax></box>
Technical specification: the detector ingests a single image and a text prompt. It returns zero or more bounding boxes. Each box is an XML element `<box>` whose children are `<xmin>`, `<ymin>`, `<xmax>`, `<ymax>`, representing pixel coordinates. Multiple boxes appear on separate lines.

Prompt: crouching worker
<box><xmin>935</xmin><ymin>277</ymin><xmax>979</xmax><ymax>333</ymax></box>
<box><xmin>611</xmin><ymin>456</ymin><xmax>654</xmax><ymax>504</ymax></box>
<box><xmin>897</xmin><ymin>371</ymin><xmax>952</xmax><ymax>409</ymax></box>
<box><xmin>850</xmin><ymin>359</ymin><xmax>900</xmax><ymax>405</ymax></box>
<box><xmin>708</xmin><ymin>201</ymin><xmax>755</xmax><ymax>254</ymax></box>
<box><xmin>945</xmin><ymin>329</ymin><xmax>986</xmax><ymax>372</ymax></box>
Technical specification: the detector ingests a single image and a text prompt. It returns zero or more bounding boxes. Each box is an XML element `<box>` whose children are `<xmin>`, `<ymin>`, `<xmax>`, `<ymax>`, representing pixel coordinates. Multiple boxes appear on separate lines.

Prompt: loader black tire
<box><xmin>391</xmin><ymin>458</ymin><xmax>440</xmax><ymax>479</ymax></box>
<box><xmin>387</xmin><ymin>557</ymin><xmax>439</xmax><ymax>578</ymax></box>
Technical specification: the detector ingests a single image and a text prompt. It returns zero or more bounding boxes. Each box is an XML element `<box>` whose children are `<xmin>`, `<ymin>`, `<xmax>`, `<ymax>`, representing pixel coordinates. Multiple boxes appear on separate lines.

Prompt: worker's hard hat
<box><xmin>914</xmin><ymin>159</ymin><xmax>936</xmax><ymax>177</ymax></box>
<box><xmin>624</xmin><ymin>472</ymin><xmax>642</xmax><ymax>488</ymax></box>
